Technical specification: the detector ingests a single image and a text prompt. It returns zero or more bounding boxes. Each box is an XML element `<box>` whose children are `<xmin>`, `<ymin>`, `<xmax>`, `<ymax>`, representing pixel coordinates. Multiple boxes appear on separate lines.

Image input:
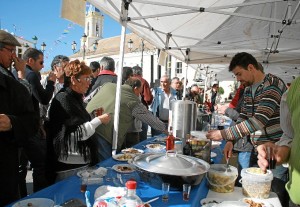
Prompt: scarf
<box><xmin>48</xmin><ymin>87</ymin><xmax>93</xmax><ymax>162</ymax></box>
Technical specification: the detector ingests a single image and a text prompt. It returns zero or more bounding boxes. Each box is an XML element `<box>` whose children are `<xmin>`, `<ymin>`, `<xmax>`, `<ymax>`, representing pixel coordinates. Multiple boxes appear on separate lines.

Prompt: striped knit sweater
<box><xmin>221</xmin><ymin>73</ymin><xmax>287</xmax><ymax>143</ymax></box>
<box><xmin>286</xmin><ymin>76</ymin><xmax>300</xmax><ymax>204</ymax></box>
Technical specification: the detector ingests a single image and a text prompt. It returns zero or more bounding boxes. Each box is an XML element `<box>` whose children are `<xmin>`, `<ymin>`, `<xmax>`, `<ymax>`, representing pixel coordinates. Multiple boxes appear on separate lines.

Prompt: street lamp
<box><xmin>32</xmin><ymin>35</ymin><xmax>38</xmax><ymax>48</ymax></box>
<box><xmin>81</xmin><ymin>33</ymin><xmax>87</xmax><ymax>60</ymax></box>
<box><xmin>41</xmin><ymin>42</ymin><xmax>46</xmax><ymax>53</ymax></box>
<box><xmin>127</xmin><ymin>39</ymin><xmax>133</xmax><ymax>51</ymax></box>
<box><xmin>93</xmin><ymin>40</ymin><xmax>98</xmax><ymax>51</ymax></box>
<box><xmin>71</xmin><ymin>41</ymin><xmax>77</xmax><ymax>53</ymax></box>
<box><xmin>127</xmin><ymin>38</ymin><xmax>145</xmax><ymax>67</ymax></box>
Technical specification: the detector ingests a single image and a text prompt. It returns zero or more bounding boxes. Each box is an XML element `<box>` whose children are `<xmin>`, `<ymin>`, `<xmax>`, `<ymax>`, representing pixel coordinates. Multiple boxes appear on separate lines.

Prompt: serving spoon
<box><xmin>225</xmin><ymin>157</ymin><xmax>231</xmax><ymax>172</ymax></box>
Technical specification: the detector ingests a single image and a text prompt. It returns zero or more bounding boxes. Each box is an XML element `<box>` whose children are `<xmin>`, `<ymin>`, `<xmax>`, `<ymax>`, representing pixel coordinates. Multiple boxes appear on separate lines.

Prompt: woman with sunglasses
<box><xmin>46</xmin><ymin>60</ymin><xmax>110</xmax><ymax>182</ymax></box>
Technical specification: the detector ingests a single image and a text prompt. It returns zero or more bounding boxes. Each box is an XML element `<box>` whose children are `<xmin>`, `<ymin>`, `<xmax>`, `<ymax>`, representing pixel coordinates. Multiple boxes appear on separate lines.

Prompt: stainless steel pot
<box><xmin>131</xmin><ymin>151</ymin><xmax>210</xmax><ymax>190</ymax></box>
<box><xmin>171</xmin><ymin>100</ymin><xmax>197</xmax><ymax>139</ymax></box>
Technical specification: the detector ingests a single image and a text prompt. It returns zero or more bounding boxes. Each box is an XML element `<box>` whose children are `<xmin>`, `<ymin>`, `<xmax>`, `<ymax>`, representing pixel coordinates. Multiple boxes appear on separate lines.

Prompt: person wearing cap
<box><xmin>0</xmin><ymin>30</ymin><xmax>31</xmax><ymax>91</ymax></box>
<box><xmin>0</xmin><ymin>30</ymin><xmax>39</xmax><ymax>206</ymax></box>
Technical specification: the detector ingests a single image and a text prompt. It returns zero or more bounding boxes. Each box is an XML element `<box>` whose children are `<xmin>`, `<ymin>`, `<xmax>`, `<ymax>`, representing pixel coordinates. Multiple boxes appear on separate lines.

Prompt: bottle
<box><xmin>183</xmin><ymin>134</ymin><xmax>193</xmax><ymax>156</ymax></box>
<box><xmin>118</xmin><ymin>181</ymin><xmax>144</xmax><ymax>207</ymax></box>
<box><xmin>166</xmin><ymin>127</ymin><xmax>175</xmax><ymax>151</ymax></box>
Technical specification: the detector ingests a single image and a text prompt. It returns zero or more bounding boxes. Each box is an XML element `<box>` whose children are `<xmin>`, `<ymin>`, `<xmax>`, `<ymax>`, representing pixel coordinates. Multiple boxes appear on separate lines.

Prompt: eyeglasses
<box><xmin>40</xmin><ymin>61</ymin><xmax>44</xmax><ymax>65</ymax></box>
<box><xmin>77</xmin><ymin>77</ymin><xmax>92</xmax><ymax>82</ymax></box>
<box><xmin>3</xmin><ymin>47</ymin><xmax>16</xmax><ymax>54</ymax></box>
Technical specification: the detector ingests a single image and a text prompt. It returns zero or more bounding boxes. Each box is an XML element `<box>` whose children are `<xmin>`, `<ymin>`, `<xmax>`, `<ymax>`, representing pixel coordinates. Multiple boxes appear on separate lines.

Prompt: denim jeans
<box><xmin>238</xmin><ymin>151</ymin><xmax>251</xmax><ymax>169</ymax></box>
<box><xmin>94</xmin><ymin>132</ymin><xmax>112</xmax><ymax>162</ymax></box>
<box><xmin>235</xmin><ymin>151</ymin><xmax>251</xmax><ymax>187</ymax></box>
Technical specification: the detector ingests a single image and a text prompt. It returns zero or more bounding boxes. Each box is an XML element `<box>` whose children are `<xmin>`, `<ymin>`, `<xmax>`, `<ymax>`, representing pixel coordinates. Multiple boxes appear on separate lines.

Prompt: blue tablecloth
<box><xmin>8</xmin><ymin>136</ymin><xmax>225</xmax><ymax>207</ymax></box>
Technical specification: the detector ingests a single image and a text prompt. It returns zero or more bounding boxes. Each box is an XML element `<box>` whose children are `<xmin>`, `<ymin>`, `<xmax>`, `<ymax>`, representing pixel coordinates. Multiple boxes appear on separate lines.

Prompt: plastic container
<box><xmin>240</xmin><ymin>167</ymin><xmax>273</xmax><ymax>199</ymax></box>
<box><xmin>175</xmin><ymin>140</ymin><xmax>183</xmax><ymax>154</ymax></box>
<box><xmin>206</xmin><ymin>164</ymin><xmax>238</xmax><ymax>193</ymax></box>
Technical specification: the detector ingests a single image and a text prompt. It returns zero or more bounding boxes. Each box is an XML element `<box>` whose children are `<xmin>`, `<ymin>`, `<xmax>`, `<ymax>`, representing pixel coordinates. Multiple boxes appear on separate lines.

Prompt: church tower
<box><xmin>81</xmin><ymin>4</ymin><xmax>104</xmax><ymax>51</ymax></box>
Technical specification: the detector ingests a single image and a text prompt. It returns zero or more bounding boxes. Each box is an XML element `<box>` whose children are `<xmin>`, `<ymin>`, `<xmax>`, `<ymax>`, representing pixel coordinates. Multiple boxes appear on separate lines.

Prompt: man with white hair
<box><xmin>150</xmin><ymin>75</ymin><xmax>177</xmax><ymax>136</ymax></box>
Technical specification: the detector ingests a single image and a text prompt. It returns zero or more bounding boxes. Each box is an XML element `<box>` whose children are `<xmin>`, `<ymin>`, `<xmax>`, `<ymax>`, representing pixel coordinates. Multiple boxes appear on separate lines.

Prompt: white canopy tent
<box><xmin>82</xmin><ymin>0</ymin><xmax>300</xmax><ymax>153</ymax></box>
<box><xmin>87</xmin><ymin>0</ymin><xmax>300</xmax><ymax>78</ymax></box>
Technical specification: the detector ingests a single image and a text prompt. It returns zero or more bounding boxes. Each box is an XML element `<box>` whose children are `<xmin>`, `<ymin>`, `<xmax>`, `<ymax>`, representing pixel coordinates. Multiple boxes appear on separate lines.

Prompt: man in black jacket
<box><xmin>18</xmin><ymin>48</ymin><xmax>56</xmax><ymax>196</ymax></box>
<box><xmin>0</xmin><ymin>30</ymin><xmax>38</xmax><ymax>206</ymax></box>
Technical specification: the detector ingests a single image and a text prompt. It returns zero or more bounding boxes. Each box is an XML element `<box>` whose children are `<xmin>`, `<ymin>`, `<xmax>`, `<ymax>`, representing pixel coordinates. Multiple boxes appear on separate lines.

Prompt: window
<box><xmin>176</xmin><ymin>62</ymin><xmax>182</xmax><ymax>74</ymax></box>
<box><xmin>17</xmin><ymin>48</ymin><xmax>22</xmax><ymax>58</ymax></box>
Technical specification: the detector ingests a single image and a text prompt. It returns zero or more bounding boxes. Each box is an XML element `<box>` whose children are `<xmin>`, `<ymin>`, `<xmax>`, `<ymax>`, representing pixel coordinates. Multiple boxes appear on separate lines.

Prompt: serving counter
<box><xmin>7</xmin><ymin>136</ymin><xmax>224</xmax><ymax>207</ymax></box>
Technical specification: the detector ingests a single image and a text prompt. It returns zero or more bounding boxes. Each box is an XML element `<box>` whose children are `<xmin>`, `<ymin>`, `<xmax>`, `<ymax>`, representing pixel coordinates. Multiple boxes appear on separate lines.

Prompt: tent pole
<box><xmin>112</xmin><ymin>0</ymin><xmax>129</xmax><ymax>156</ymax></box>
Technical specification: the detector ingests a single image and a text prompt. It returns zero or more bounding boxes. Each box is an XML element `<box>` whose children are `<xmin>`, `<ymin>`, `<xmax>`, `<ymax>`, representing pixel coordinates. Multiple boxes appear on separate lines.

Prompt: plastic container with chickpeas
<box><xmin>240</xmin><ymin>167</ymin><xmax>273</xmax><ymax>199</ymax></box>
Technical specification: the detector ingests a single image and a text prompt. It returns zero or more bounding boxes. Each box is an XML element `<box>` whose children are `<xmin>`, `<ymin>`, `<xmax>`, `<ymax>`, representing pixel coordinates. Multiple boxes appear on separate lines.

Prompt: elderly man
<box><xmin>0</xmin><ymin>30</ymin><xmax>38</xmax><ymax>206</ymax></box>
<box><xmin>150</xmin><ymin>75</ymin><xmax>177</xmax><ymax>136</ymax></box>
<box><xmin>88</xmin><ymin>56</ymin><xmax>117</xmax><ymax>95</ymax></box>
<box><xmin>171</xmin><ymin>77</ymin><xmax>182</xmax><ymax>100</ymax></box>
<box><xmin>86</xmin><ymin>77</ymin><xmax>166</xmax><ymax>161</ymax></box>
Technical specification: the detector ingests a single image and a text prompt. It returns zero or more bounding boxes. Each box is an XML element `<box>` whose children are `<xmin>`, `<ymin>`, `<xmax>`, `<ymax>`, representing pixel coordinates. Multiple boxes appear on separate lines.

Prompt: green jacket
<box><xmin>86</xmin><ymin>83</ymin><xmax>140</xmax><ymax>150</ymax></box>
<box><xmin>286</xmin><ymin>77</ymin><xmax>300</xmax><ymax>204</ymax></box>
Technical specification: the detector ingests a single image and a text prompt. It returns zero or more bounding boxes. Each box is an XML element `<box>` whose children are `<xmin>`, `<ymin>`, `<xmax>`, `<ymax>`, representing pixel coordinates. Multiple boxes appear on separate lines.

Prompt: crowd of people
<box><xmin>1</xmin><ymin>29</ymin><xmax>299</xmax><ymax>207</ymax></box>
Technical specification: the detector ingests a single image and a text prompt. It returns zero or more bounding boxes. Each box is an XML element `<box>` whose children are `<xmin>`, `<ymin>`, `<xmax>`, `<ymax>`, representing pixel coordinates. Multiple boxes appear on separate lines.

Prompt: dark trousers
<box><xmin>123</xmin><ymin>132</ymin><xmax>140</xmax><ymax>149</ymax></box>
<box><xmin>140</xmin><ymin>122</ymin><xmax>148</xmax><ymax>142</ymax></box>
<box><xmin>19</xmin><ymin>132</ymin><xmax>48</xmax><ymax>196</ymax></box>
<box><xmin>0</xmin><ymin>145</ymin><xmax>20</xmax><ymax>206</ymax></box>
<box><xmin>151</xmin><ymin>121</ymin><xmax>168</xmax><ymax>137</ymax></box>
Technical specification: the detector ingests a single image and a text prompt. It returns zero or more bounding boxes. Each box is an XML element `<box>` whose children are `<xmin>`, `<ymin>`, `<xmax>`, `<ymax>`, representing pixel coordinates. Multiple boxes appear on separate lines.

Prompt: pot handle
<box><xmin>165</xmin><ymin>150</ymin><xmax>177</xmax><ymax>157</ymax></box>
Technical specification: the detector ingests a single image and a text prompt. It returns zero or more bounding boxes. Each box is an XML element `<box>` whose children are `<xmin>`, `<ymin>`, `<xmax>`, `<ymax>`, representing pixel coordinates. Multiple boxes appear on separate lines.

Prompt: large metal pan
<box><xmin>131</xmin><ymin>151</ymin><xmax>210</xmax><ymax>190</ymax></box>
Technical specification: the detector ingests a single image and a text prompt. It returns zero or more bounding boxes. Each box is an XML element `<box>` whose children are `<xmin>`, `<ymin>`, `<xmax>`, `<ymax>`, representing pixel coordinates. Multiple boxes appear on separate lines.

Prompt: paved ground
<box><xmin>26</xmin><ymin>170</ymin><xmax>33</xmax><ymax>195</ymax></box>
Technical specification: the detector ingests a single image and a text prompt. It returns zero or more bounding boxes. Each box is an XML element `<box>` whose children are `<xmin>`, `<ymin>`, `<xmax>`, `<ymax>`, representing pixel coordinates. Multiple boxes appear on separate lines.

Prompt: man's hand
<box><xmin>206</xmin><ymin>129</ymin><xmax>223</xmax><ymax>141</ymax></box>
<box><xmin>223</xmin><ymin>141</ymin><xmax>233</xmax><ymax>160</ymax></box>
<box><xmin>0</xmin><ymin>114</ymin><xmax>12</xmax><ymax>132</ymax></box>
<box><xmin>48</xmin><ymin>71</ymin><xmax>57</xmax><ymax>82</ymax></box>
<box><xmin>257</xmin><ymin>142</ymin><xmax>290</xmax><ymax>173</ymax></box>
<box><xmin>257</xmin><ymin>142</ymin><xmax>275</xmax><ymax>173</ymax></box>
<box><xmin>54</xmin><ymin>65</ymin><xmax>65</xmax><ymax>79</ymax></box>
<box><xmin>12</xmin><ymin>57</ymin><xmax>26</xmax><ymax>78</ymax></box>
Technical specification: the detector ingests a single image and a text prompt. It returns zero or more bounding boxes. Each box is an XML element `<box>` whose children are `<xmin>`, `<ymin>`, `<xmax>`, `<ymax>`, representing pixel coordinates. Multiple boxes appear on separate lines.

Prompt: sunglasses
<box><xmin>40</xmin><ymin>61</ymin><xmax>44</xmax><ymax>65</ymax></box>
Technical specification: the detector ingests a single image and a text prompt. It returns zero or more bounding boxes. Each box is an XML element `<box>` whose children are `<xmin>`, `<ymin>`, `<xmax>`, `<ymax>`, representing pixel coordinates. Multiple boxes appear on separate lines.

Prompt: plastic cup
<box><xmin>105</xmin><ymin>167</ymin><xmax>113</xmax><ymax>181</ymax></box>
<box><xmin>80</xmin><ymin>177</ymin><xmax>88</xmax><ymax>193</ymax></box>
<box><xmin>162</xmin><ymin>183</ymin><xmax>170</xmax><ymax>202</ymax></box>
<box><xmin>183</xmin><ymin>184</ymin><xmax>191</xmax><ymax>201</ymax></box>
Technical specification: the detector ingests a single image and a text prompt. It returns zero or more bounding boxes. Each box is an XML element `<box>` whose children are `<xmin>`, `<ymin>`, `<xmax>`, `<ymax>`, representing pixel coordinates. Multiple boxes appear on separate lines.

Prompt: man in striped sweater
<box><xmin>206</xmin><ymin>52</ymin><xmax>288</xmax><ymax>204</ymax></box>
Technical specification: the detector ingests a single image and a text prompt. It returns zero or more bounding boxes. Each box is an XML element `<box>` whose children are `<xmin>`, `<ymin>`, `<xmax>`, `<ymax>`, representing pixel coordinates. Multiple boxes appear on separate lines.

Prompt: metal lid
<box><xmin>131</xmin><ymin>151</ymin><xmax>210</xmax><ymax>176</ymax></box>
